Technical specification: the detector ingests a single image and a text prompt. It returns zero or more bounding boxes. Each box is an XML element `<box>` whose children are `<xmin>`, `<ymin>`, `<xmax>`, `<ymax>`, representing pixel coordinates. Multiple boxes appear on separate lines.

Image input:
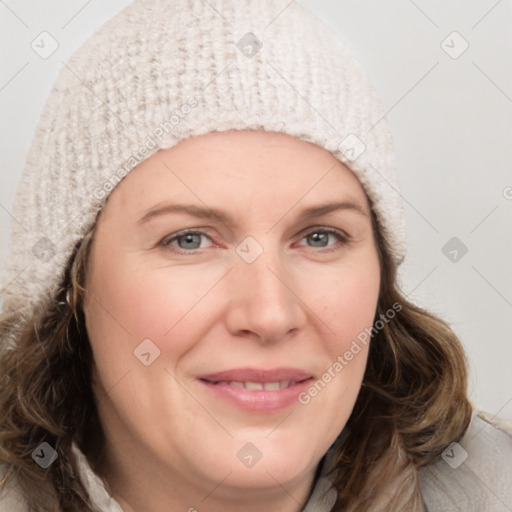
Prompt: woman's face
<box><xmin>83</xmin><ymin>130</ymin><xmax>380</xmax><ymax>501</ymax></box>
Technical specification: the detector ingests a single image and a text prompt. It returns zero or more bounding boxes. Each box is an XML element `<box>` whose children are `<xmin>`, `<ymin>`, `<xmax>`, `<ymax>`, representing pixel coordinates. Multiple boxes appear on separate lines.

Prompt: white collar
<box><xmin>71</xmin><ymin>443</ymin><xmax>125</xmax><ymax>512</ymax></box>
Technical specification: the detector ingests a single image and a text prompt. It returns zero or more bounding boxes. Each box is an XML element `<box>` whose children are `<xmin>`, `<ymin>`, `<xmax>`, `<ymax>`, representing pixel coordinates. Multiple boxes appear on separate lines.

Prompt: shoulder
<box><xmin>0</xmin><ymin>462</ymin><xmax>63</xmax><ymax>512</ymax></box>
<box><xmin>0</xmin><ymin>463</ymin><xmax>30</xmax><ymax>512</ymax></box>
<box><xmin>418</xmin><ymin>410</ymin><xmax>512</xmax><ymax>511</ymax></box>
<box><xmin>0</xmin><ymin>444</ymin><xmax>124</xmax><ymax>512</ymax></box>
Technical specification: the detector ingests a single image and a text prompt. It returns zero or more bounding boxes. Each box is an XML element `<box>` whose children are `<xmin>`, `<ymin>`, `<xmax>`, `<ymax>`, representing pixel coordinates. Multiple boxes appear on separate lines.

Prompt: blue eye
<box><xmin>299</xmin><ymin>228</ymin><xmax>348</xmax><ymax>251</ymax></box>
<box><xmin>161</xmin><ymin>230</ymin><xmax>212</xmax><ymax>251</ymax></box>
<box><xmin>160</xmin><ymin>227</ymin><xmax>349</xmax><ymax>254</ymax></box>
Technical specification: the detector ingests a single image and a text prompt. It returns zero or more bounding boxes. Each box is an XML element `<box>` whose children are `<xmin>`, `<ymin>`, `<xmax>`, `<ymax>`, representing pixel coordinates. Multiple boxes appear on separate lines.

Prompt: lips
<box><xmin>198</xmin><ymin>367</ymin><xmax>314</xmax><ymax>412</ymax></box>
<box><xmin>199</xmin><ymin>367</ymin><xmax>313</xmax><ymax>384</ymax></box>
<box><xmin>210</xmin><ymin>380</ymin><xmax>297</xmax><ymax>390</ymax></box>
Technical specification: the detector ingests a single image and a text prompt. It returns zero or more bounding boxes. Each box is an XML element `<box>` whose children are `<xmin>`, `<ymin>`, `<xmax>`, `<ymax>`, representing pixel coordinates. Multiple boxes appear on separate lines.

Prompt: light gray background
<box><xmin>1</xmin><ymin>0</ymin><xmax>511</xmax><ymax>420</ymax></box>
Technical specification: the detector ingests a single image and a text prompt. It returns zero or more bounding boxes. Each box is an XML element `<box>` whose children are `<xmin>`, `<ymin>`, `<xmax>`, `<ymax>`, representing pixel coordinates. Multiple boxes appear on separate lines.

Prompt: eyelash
<box><xmin>159</xmin><ymin>227</ymin><xmax>350</xmax><ymax>254</ymax></box>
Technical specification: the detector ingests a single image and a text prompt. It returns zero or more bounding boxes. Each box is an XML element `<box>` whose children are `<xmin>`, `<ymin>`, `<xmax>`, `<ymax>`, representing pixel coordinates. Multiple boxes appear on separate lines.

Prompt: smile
<box><xmin>208</xmin><ymin>380</ymin><xmax>299</xmax><ymax>390</ymax></box>
<box><xmin>198</xmin><ymin>367</ymin><xmax>314</xmax><ymax>412</ymax></box>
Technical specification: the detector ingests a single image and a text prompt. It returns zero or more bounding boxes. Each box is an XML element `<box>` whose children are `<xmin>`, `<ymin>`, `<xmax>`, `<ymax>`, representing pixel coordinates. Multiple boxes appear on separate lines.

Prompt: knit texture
<box><xmin>1</xmin><ymin>0</ymin><xmax>405</xmax><ymax>320</ymax></box>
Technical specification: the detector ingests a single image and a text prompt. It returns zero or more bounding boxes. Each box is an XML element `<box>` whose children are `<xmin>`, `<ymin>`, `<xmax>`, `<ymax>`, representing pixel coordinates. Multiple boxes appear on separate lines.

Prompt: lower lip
<box><xmin>199</xmin><ymin>379</ymin><xmax>314</xmax><ymax>412</ymax></box>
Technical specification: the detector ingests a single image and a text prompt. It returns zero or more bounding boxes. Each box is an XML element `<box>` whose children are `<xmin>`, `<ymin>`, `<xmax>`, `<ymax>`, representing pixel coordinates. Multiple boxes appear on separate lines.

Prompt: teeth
<box><xmin>214</xmin><ymin>380</ymin><xmax>295</xmax><ymax>390</ymax></box>
<box><xmin>245</xmin><ymin>381</ymin><xmax>264</xmax><ymax>390</ymax></box>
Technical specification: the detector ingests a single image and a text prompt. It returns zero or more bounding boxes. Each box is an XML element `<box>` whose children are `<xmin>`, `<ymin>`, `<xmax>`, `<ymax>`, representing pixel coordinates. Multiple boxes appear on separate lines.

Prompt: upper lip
<box><xmin>199</xmin><ymin>367</ymin><xmax>313</xmax><ymax>383</ymax></box>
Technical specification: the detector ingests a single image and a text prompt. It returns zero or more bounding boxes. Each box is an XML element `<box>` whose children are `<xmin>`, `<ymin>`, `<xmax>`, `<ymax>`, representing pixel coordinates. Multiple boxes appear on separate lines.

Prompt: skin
<box><xmin>83</xmin><ymin>129</ymin><xmax>381</xmax><ymax>512</ymax></box>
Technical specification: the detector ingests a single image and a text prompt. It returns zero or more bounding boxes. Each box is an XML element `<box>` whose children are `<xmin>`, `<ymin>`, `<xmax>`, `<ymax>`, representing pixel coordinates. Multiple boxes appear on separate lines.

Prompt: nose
<box><xmin>224</xmin><ymin>243</ymin><xmax>307</xmax><ymax>345</ymax></box>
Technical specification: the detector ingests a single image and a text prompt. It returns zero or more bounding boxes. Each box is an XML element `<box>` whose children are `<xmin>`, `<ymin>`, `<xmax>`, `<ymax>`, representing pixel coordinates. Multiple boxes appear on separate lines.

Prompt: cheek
<box><xmin>294</xmin><ymin>258</ymin><xmax>380</xmax><ymax>446</ymax></box>
<box><xmin>310</xmin><ymin>261</ymin><xmax>380</xmax><ymax>354</ymax></box>
<box><xmin>84</xmin><ymin>257</ymin><xmax>220</xmax><ymax>373</ymax></box>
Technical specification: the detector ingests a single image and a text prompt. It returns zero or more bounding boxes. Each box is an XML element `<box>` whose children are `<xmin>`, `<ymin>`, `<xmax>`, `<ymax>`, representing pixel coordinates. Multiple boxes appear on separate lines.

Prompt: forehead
<box><xmin>99</xmin><ymin>129</ymin><xmax>369</xmax><ymax>224</ymax></box>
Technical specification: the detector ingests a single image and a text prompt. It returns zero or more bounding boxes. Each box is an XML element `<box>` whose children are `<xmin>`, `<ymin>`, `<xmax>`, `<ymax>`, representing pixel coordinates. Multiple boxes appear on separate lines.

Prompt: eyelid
<box><xmin>159</xmin><ymin>225</ymin><xmax>351</xmax><ymax>254</ymax></box>
<box><xmin>160</xmin><ymin>228</ymin><xmax>214</xmax><ymax>250</ymax></box>
<box><xmin>294</xmin><ymin>226</ymin><xmax>350</xmax><ymax>253</ymax></box>
<box><xmin>298</xmin><ymin>226</ymin><xmax>350</xmax><ymax>242</ymax></box>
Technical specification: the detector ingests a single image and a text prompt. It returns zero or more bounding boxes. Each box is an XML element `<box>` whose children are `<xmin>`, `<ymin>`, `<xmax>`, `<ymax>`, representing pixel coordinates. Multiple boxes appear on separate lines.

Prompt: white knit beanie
<box><xmin>1</xmin><ymin>0</ymin><xmax>405</xmax><ymax>320</ymax></box>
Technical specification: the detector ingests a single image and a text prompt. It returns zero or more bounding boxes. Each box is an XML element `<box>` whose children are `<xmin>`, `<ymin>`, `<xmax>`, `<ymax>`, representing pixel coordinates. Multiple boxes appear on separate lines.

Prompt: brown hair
<box><xmin>0</xmin><ymin>209</ymin><xmax>472</xmax><ymax>511</ymax></box>
<box><xmin>330</xmin><ymin>215</ymin><xmax>472</xmax><ymax>510</ymax></box>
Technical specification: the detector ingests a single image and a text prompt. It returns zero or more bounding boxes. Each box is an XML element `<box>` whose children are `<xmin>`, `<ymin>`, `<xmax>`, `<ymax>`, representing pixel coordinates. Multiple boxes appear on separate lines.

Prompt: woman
<box><xmin>1</xmin><ymin>1</ymin><xmax>511</xmax><ymax>511</ymax></box>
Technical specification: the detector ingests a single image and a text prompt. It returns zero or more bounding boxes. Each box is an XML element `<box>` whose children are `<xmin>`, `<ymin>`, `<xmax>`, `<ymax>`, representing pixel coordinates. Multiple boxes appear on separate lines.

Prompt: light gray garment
<box><xmin>417</xmin><ymin>411</ymin><xmax>512</xmax><ymax>511</ymax></box>
<box><xmin>1</xmin><ymin>411</ymin><xmax>511</xmax><ymax>511</ymax></box>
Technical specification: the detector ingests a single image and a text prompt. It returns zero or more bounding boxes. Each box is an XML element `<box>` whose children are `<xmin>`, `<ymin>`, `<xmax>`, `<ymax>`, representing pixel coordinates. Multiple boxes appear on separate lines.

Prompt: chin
<box><xmin>197</xmin><ymin>434</ymin><xmax>319</xmax><ymax>491</ymax></box>
<box><xmin>214</xmin><ymin>459</ymin><xmax>314</xmax><ymax>494</ymax></box>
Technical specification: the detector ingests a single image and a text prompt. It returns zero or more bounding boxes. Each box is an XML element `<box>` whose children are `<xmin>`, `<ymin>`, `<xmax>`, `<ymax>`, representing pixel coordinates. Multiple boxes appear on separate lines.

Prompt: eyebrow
<box><xmin>137</xmin><ymin>200</ymin><xmax>368</xmax><ymax>227</ymax></box>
